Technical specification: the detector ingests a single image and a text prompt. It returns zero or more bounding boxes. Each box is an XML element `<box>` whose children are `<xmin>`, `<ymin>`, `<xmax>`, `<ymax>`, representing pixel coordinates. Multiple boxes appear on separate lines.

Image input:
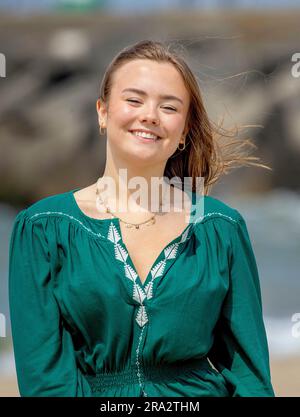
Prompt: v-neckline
<box><xmin>114</xmin><ymin>216</ymin><xmax>194</xmax><ymax>291</ymax></box>
<box><xmin>112</xmin><ymin>191</ymin><xmax>196</xmax><ymax>292</ymax></box>
<box><xmin>69</xmin><ymin>186</ymin><xmax>197</xmax><ymax>293</ymax></box>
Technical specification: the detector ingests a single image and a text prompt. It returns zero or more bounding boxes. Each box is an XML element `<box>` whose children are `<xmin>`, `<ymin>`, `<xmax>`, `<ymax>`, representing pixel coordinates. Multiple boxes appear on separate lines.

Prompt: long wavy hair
<box><xmin>99</xmin><ymin>40</ymin><xmax>271</xmax><ymax>195</ymax></box>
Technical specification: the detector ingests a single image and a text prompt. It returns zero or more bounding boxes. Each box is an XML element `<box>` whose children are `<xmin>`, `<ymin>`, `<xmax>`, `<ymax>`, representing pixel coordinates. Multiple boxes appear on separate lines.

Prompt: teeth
<box><xmin>132</xmin><ymin>131</ymin><xmax>158</xmax><ymax>140</ymax></box>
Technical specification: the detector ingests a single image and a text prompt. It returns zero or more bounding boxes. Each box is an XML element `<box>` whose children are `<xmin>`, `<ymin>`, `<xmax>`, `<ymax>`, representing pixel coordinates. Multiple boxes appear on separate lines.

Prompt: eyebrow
<box><xmin>121</xmin><ymin>88</ymin><xmax>184</xmax><ymax>105</ymax></box>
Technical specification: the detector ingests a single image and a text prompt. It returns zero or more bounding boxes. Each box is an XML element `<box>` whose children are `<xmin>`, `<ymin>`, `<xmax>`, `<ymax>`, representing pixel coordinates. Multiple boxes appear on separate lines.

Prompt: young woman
<box><xmin>9</xmin><ymin>40</ymin><xmax>275</xmax><ymax>397</ymax></box>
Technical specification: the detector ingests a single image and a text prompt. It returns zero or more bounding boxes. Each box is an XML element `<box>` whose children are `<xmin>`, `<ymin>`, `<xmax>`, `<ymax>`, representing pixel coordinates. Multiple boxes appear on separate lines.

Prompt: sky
<box><xmin>0</xmin><ymin>0</ymin><xmax>299</xmax><ymax>13</ymax></box>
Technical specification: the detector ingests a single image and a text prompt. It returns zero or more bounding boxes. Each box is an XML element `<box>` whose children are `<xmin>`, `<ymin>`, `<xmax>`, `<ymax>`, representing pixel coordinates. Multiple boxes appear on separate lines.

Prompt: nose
<box><xmin>139</xmin><ymin>107</ymin><xmax>160</xmax><ymax>125</ymax></box>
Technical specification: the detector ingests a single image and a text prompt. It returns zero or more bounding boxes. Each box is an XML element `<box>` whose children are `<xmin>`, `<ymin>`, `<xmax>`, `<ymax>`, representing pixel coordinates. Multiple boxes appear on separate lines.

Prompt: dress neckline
<box><xmin>68</xmin><ymin>186</ymin><xmax>198</xmax><ymax>292</ymax></box>
<box><xmin>69</xmin><ymin>187</ymin><xmax>118</xmax><ymax>224</ymax></box>
<box><xmin>69</xmin><ymin>186</ymin><xmax>199</xmax><ymax>226</ymax></box>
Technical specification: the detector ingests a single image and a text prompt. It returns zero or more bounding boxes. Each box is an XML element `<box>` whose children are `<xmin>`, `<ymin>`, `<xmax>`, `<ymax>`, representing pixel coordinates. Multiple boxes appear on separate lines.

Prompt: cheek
<box><xmin>109</xmin><ymin>103</ymin><xmax>137</xmax><ymax>126</ymax></box>
<box><xmin>162</xmin><ymin>114</ymin><xmax>186</xmax><ymax>137</ymax></box>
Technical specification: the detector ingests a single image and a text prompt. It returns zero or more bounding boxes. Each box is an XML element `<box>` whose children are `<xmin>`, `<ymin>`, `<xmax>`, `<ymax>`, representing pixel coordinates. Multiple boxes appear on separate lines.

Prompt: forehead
<box><xmin>111</xmin><ymin>59</ymin><xmax>189</xmax><ymax>101</ymax></box>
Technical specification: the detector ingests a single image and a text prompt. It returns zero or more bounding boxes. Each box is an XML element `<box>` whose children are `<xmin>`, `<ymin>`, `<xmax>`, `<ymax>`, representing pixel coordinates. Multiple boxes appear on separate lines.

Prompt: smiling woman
<box><xmin>96</xmin><ymin>58</ymin><xmax>190</xmax><ymax>170</ymax></box>
<box><xmin>8</xmin><ymin>40</ymin><xmax>275</xmax><ymax>398</ymax></box>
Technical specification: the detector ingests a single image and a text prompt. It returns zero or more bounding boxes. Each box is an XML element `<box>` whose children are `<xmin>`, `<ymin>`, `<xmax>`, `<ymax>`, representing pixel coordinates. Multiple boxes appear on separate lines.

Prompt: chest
<box><xmin>119</xmin><ymin>212</ymin><xmax>190</xmax><ymax>285</ymax></box>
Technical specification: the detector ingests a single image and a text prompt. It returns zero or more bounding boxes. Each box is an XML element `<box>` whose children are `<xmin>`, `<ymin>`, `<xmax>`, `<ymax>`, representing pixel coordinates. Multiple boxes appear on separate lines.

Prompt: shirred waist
<box><xmin>85</xmin><ymin>357</ymin><xmax>214</xmax><ymax>391</ymax></box>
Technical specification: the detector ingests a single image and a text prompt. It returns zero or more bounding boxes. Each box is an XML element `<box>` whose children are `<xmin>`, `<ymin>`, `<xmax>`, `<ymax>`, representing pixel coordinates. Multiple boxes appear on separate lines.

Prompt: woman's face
<box><xmin>97</xmin><ymin>59</ymin><xmax>190</xmax><ymax>166</ymax></box>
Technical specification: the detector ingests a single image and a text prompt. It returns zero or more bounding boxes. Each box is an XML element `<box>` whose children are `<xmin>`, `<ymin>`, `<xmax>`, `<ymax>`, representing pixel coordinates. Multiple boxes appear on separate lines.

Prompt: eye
<box><xmin>126</xmin><ymin>99</ymin><xmax>176</xmax><ymax>112</ymax></box>
<box><xmin>126</xmin><ymin>99</ymin><xmax>141</xmax><ymax>104</ymax></box>
<box><xmin>162</xmin><ymin>106</ymin><xmax>177</xmax><ymax>112</ymax></box>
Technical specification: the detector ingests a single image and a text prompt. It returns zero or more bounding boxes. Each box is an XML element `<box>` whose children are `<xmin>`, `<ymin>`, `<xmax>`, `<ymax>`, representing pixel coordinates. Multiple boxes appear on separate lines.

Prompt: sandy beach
<box><xmin>0</xmin><ymin>356</ymin><xmax>299</xmax><ymax>397</ymax></box>
<box><xmin>270</xmin><ymin>355</ymin><xmax>300</xmax><ymax>397</ymax></box>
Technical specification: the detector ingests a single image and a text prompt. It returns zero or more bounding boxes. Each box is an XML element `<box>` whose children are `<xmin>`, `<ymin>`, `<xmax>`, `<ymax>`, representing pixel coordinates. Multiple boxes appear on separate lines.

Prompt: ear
<box><xmin>184</xmin><ymin>112</ymin><xmax>190</xmax><ymax>136</ymax></box>
<box><xmin>96</xmin><ymin>98</ymin><xmax>108</xmax><ymax>127</ymax></box>
<box><xmin>183</xmin><ymin>124</ymin><xmax>189</xmax><ymax>139</ymax></box>
<box><xmin>180</xmin><ymin>130</ymin><xmax>188</xmax><ymax>144</ymax></box>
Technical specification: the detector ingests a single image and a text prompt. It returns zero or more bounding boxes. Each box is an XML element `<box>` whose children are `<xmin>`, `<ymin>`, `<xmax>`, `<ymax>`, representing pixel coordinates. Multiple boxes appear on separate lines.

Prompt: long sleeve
<box><xmin>208</xmin><ymin>211</ymin><xmax>275</xmax><ymax>397</ymax></box>
<box><xmin>8</xmin><ymin>209</ymin><xmax>91</xmax><ymax>397</ymax></box>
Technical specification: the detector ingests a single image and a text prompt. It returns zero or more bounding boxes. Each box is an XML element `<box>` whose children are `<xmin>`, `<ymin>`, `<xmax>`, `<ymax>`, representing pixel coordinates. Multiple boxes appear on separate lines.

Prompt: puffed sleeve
<box><xmin>207</xmin><ymin>211</ymin><xmax>275</xmax><ymax>397</ymax></box>
<box><xmin>8</xmin><ymin>209</ymin><xmax>92</xmax><ymax>397</ymax></box>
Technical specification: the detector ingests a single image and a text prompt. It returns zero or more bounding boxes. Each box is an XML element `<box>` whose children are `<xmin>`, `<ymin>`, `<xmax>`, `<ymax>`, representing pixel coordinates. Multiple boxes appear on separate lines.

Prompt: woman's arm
<box><xmin>208</xmin><ymin>211</ymin><xmax>275</xmax><ymax>397</ymax></box>
<box><xmin>8</xmin><ymin>210</ymin><xmax>91</xmax><ymax>397</ymax></box>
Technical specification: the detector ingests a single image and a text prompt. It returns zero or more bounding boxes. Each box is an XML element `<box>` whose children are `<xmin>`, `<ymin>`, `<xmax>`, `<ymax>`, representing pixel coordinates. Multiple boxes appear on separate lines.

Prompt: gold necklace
<box><xmin>95</xmin><ymin>179</ymin><xmax>169</xmax><ymax>230</ymax></box>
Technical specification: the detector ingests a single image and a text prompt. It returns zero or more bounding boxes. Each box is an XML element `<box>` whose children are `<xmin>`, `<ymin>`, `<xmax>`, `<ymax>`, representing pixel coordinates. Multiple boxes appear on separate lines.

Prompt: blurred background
<box><xmin>0</xmin><ymin>0</ymin><xmax>299</xmax><ymax>397</ymax></box>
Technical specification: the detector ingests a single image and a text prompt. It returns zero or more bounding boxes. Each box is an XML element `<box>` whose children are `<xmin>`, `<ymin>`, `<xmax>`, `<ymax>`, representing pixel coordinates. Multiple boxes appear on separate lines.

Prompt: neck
<box><xmin>98</xmin><ymin>155</ymin><xmax>173</xmax><ymax>217</ymax></box>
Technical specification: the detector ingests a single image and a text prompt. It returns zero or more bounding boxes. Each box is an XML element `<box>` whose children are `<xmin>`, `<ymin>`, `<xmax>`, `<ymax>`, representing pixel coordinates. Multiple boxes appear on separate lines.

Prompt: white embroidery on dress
<box><xmin>28</xmin><ymin>211</ymin><xmax>105</xmax><ymax>238</ymax></box>
<box><xmin>135</xmin><ymin>326</ymin><xmax>148</xmax><ymax>397</ymax></box>
<box><xmin>133</xmin><ymin>284</ymin><xmax>147</xmax><ymax>304</ymax></box>
<box><xmin>150</xmin><ymin>259</ymin><xmax>167</xmax><ymax>282</ymax></box>
<box><xmin>114</xmin><ymin>244</ymin><xmax>128</xmax><ymax>264</ymax></box>
<box><xmin>124</xmin><ymin>263</ymin><xmax>138</xmax><ymax>282</ymax></box>
<box><xmin>144</xmin><ymin>281</ymin><xmax>153</xmax><ymax>299</ymax></box>
<box><xmin>163</xmin><ymin>243</ymin><xmax>179</xmax><ymax>260</ymax></box>
<box><xmin>27</xmin><ymin>210</ymin><xmax>237</xmax><ymax>239</ymax></box>
<box><xmin>193</xmin><ymin>212</ymin><xmax>238</xmax><ymax>224</ymax></box>
<box><xmin>107</xmin><ymin>223</ymin><xmax>121</xmax><ymax>244</ymax></box>
<box><xmin>108</xmin><ymin>222</ymin><xmax>194</xmax><ymax>328</ymax></box>
<box><xmin>136</xmin><ymin>305</ymin><xmax>148</xmax><ymax>328</ymax></box>
<box><xmin>181</xmin><ymin>225</ymin><xmax>191</xmax><ymax>242</ymax></box>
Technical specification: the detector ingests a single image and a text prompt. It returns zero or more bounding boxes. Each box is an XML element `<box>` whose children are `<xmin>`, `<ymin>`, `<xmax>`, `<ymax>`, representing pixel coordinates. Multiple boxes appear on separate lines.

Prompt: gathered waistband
<box><xmin>85</xmin><ymin>357</ymin><xmax>213</xmax><ymax>392</ymax></box>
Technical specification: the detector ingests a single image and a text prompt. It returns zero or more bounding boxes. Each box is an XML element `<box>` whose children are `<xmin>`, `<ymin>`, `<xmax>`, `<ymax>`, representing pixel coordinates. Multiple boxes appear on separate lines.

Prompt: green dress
<box><xmin>8</xmin><ymin>187</ymin><xmax>275</xmax><ymax>397</ymax></box>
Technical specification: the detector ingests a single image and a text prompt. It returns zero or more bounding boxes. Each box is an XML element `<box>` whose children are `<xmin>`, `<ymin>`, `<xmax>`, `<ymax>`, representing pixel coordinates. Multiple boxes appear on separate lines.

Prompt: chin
<box><xmin>121</xmin><ymin>147</ymin><xmax>161</xmax><ymax>164</ymax></box>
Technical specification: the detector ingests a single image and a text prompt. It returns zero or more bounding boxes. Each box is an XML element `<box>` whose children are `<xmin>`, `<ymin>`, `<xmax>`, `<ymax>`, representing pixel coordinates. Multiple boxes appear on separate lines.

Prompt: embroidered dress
<box><xmin>8</xmin><ymin>188</ymin><xmax>275</xmax><ymax>397</ymax></box>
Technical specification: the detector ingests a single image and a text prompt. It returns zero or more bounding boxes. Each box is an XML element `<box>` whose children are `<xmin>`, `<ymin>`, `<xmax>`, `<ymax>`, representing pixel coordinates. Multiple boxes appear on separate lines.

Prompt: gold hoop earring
<box><xmin>99</xmin><ymin>125</ymin><xmax>106</xmax><ymax>135</ymax></box>
<box><xmin>177</xmin><ymin>139</ymin><xmax>186</xmax><ymax>151</ymax></box>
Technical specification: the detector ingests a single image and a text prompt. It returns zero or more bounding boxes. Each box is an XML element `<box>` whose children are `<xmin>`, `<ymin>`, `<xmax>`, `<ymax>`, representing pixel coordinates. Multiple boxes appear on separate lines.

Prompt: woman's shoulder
<box><xmin>17</xmin><ymin>188</ymin><xmax>76</xmax><ymax>223</ymax></box>
<box><xmin>191</xmin><ymin>193</ymin><xmax>244</xmax><ymax>227</ymax></box>
<box><xmin>13</xmin><ymin>186</ymin><xmax>110</xmax><ymax>242</ymax></box>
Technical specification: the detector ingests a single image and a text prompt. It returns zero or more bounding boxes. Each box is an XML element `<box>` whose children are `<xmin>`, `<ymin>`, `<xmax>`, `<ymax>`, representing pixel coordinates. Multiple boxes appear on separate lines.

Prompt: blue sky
<box><xmin>0</xmin><ymin>0</ymin><xmax>299</xmax><ymax>12</ymax></box>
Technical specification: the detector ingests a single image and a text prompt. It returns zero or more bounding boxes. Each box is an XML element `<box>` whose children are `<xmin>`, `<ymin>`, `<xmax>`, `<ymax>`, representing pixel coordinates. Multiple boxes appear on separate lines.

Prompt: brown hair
<box><xmin>99</xmin><ymin>40</ymin><xmax>271</xmax><ymax>195</ymax></box>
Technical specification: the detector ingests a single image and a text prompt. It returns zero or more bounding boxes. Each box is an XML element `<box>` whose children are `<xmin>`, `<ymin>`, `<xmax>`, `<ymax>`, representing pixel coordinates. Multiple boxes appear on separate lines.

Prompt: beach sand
<box><xmin>270</xmin><ymin>355</ymin><xmax>300</xmax><ymax>397</ymax></box>
<box><xmin>0</xmin><ymin>356</ymin><xmax>299</xmax><ymax>397</ymax></box>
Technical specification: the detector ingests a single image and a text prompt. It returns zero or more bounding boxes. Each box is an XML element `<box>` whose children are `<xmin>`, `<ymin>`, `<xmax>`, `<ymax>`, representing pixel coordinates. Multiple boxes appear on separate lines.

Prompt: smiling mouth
<box><xmin>129</xmin><ymin>131</ymin><xmax>162</xmax><ymax>142</ymax></box>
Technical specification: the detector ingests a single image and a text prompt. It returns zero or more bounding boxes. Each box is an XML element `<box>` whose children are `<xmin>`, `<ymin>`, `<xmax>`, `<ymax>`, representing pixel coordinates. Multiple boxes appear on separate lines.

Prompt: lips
<box><xmin>129</xmin><ymin>131</ymin><xmax>161</xmax><ymax>142</ymax></box>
